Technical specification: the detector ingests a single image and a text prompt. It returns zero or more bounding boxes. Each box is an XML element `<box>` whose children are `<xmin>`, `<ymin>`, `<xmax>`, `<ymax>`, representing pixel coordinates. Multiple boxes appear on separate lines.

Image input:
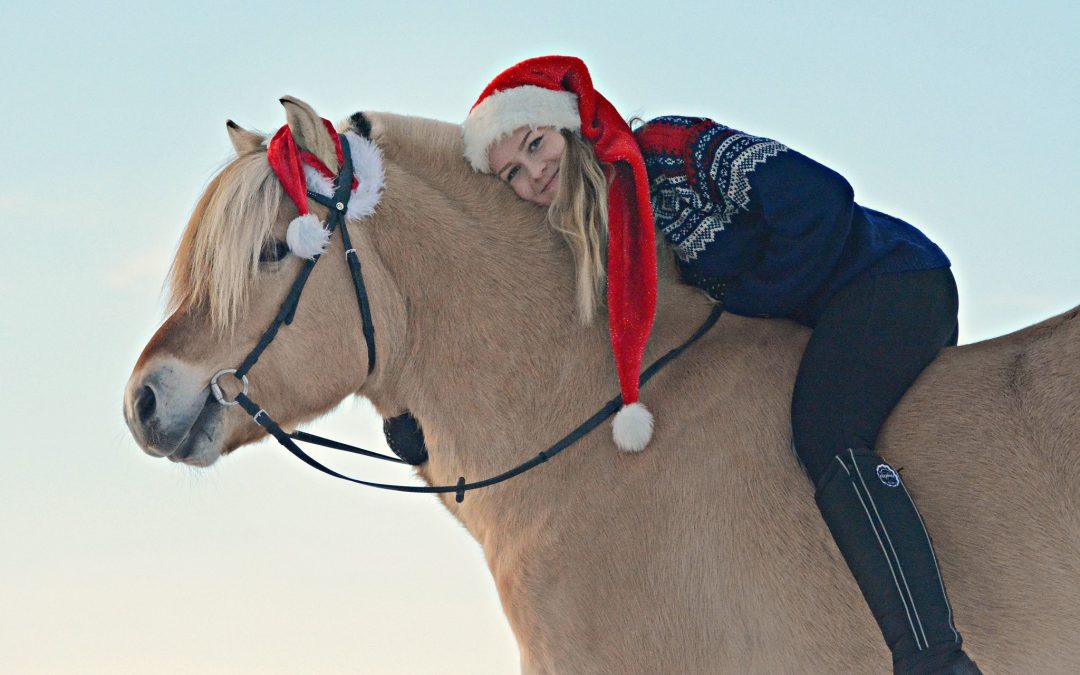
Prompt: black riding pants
<box><xmin>791</xmin><ymin>268</ymin><xmax>959</xmax><ymax>486</ymax></box>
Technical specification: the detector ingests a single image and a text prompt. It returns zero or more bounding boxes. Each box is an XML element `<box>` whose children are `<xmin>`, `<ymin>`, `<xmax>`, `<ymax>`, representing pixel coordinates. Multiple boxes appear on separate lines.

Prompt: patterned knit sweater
<box><xmin>634</xmin><ymin>116</ymin><xmax>950</xmax><ymax>326</ymax></box>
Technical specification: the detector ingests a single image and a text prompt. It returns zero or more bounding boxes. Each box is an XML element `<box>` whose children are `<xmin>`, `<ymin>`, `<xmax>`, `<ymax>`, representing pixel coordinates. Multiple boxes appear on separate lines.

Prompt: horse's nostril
<box><xmin>135</xmin><ymin>385</ymin><xmax>157</xmax><ymax>425</ymax></box>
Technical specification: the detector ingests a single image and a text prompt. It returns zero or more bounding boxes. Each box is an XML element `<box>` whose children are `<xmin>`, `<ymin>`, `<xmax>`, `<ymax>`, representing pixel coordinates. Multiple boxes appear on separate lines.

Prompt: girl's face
<box><xmin>487</xmin><ymin>126</ymin><xmax>566</xmax><ymax>207</ymax></box>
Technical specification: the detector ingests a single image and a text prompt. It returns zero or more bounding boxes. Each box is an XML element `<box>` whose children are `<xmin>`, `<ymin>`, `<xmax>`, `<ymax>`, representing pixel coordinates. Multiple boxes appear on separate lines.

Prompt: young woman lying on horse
<box><xmin>385</xmin><ymin>55</ymin><xmax>979</xmax><ymax>675</ymax></box>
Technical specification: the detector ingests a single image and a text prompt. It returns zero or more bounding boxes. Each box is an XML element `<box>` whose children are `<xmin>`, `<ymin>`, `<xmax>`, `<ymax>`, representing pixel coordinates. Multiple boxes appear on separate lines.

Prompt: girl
<box><xmin>452</xmin><ymin>55</ymin><xmax>981</xmax><ymax>674</ymax></box>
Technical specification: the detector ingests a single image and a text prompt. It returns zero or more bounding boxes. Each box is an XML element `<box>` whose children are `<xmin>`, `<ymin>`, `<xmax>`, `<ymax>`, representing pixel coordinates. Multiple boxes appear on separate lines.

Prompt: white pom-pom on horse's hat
<box><xmin>463</xmin><ymin>56</ymin><xmax>659</xmax><ymax>452</ymax></box>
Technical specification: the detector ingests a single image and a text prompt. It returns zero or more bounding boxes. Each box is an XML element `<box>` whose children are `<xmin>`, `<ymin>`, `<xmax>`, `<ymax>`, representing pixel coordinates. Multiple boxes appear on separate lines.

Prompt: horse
<box><xmin>123</xmin><ymin>97</ymin><xmax>1080</xmax><ymax>673</ymax></box>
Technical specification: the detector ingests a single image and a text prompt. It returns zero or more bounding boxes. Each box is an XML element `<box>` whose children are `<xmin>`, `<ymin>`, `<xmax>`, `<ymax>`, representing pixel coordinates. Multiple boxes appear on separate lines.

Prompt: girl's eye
<box><xmin>259</xmin><ymin>239</ymin><xmax>290</xmax><ymax>264</ymax></box>
<box><xmin>528</xmin><ymin>136</ymin><xmax>542</xmax><ymax>152</ymax></box>
<box><xmin>506</xmin><ymin>166</ymin><xmax>520</xmax><ymax>182</ymax></box>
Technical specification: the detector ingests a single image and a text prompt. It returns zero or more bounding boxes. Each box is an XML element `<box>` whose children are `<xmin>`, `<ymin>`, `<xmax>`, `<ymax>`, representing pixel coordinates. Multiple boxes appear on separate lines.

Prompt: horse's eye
<box><xmin>259</xmin><ymin>239</ymin><xmax>290</xmax><ymax>265</ymax></box>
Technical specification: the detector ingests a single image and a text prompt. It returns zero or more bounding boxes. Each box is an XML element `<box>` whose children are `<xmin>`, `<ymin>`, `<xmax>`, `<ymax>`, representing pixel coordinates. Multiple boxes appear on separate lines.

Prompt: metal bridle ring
<box><xmin>210</xmin><ymin>369</ymin><xmax>249</xmax><ymax>406</ymax></box>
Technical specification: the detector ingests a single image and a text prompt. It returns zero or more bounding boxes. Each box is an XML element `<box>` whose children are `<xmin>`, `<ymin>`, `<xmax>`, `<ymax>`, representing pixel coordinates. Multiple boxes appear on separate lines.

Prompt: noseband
<box><xmin>211</xmin><ymin>132</ymin><xmax>724</xmax><ymax>503</ymax></box>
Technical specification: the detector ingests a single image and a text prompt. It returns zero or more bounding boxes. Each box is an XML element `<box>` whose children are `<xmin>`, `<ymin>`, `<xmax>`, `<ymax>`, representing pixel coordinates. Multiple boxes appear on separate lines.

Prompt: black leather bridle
<box><xmin>211</xmin><ymin>132</ymin><xmax>724</xmax><ymax>503</ymax></box>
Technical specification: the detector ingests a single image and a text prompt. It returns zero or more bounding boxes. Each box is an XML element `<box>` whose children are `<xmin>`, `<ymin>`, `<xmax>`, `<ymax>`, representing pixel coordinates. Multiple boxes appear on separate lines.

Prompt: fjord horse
<box><xmin>125</xmin><ymin>98</ymin><xmax>1080</xmax><ymax>673</ymax></box>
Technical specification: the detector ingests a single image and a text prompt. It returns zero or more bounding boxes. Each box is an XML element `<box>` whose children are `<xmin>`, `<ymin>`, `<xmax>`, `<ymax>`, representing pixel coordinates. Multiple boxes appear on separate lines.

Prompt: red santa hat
<box><xmin>462</xmin><ymin>56</ymin><xmax>659</xmax><ymax>452</ymax></box>
<box><xmin>266</xmin><ymin>118</ymin><xmax>385</xmax><ymax>260</ymax></box>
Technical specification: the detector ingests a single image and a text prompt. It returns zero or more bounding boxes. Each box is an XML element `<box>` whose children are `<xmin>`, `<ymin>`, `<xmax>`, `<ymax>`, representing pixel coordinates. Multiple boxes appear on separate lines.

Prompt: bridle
<box><xmin>210</xmin><ymin>132</ymin><xmax>724</xmax><ymax>503</ymax></box>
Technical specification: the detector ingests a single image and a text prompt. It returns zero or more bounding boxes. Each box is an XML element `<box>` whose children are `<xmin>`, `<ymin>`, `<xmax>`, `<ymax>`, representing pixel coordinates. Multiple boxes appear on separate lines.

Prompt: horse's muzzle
<box><xmin>124</xmin><ymin>358</ymin><xmax>224</xmax><ymax>467</ymax></box>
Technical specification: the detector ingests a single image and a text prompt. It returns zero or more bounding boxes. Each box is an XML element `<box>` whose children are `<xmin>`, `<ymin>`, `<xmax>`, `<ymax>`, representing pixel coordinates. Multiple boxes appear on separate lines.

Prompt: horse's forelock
<box><xmin>168</xmin><ymin>149</ymin><xmax>283</xmax><ymax>332</ymax></box>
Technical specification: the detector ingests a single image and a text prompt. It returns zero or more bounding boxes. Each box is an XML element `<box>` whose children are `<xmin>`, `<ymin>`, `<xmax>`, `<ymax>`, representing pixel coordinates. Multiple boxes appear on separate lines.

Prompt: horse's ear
<box><xmin>279</xmin><ymin>95</ymin><xmax>340</xmax><ymax>173</ymax></box>
<box><xmin>226</xmin><ymin>120</ymin><xmax>265</xmax><ymax>156</ymax></box>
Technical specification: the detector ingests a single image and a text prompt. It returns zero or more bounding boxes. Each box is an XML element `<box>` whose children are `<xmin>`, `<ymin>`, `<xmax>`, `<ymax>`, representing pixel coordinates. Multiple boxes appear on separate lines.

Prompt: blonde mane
<box><xmin>168</xmin><ymin>145</ymin><xmax>284</xmax><ymax>331</ymax></box>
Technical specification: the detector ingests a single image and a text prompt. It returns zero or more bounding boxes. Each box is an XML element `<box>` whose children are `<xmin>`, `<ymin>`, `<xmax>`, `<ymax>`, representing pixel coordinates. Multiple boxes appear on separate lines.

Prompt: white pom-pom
<box><xmin>612</xmin><ymin>402</ymin><xmax>654</xmax><ymax>453</ymax></box>
<box><xmin>286</xmin><ymin>214</ymin><xmax>330</xmax><ymax>260</ymax></box>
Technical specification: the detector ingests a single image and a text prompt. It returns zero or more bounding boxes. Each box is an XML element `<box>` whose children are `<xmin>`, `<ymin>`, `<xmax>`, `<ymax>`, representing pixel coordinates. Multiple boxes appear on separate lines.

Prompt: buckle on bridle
<box><xmin>210</xmin><ymin>369</ymin><xmax>249</xmax><ymax>406</ymax></box>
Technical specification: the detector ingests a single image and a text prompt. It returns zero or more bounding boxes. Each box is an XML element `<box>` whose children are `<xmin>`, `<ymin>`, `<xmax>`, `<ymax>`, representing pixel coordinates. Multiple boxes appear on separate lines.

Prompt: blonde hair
<box><xmin>546</xmin><ymin>129</ymin><xmax>609</xmax><ymax>324</ymax></box>
<box><xmin>169</xmin><ymin>148</ymin><xmax>283</xmax><ymax>332</ymax></box>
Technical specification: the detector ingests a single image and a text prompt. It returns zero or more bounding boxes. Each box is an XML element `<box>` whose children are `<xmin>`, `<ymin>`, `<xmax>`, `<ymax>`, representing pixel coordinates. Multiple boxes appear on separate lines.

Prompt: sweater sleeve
<box><xmin>724</xmin><ymin>147</ymin><xmax>855</xmax><ymax>316</ymax></box>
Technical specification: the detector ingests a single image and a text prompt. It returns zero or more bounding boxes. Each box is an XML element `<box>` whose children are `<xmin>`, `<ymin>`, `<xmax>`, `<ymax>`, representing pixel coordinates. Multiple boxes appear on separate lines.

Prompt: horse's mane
<box><xmin>168</xmin><ymin>145</ymin><xmax>282</xmax><ymax>331</ymax></box>
<box><xmin>365</xmin><ymin>112</ymin><xmax>521</xmax><ymax>217</ymax></box>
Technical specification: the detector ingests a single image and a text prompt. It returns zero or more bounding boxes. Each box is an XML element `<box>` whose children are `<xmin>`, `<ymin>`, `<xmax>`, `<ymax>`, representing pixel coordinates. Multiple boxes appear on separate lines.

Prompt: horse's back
<box><xmin>879</xmin><ymin>303</ymin><xmax>1080</xmax><ymax>669</ymax></box>
<box><xmin>892</xmin><ymin>303</ymin><xmax>1080</xmax><ymax>491</ymax></box>
<box><xmin>659</xmin><ymin>301</ymin><xmax>1080</xmax><ymax>670</ymax></box>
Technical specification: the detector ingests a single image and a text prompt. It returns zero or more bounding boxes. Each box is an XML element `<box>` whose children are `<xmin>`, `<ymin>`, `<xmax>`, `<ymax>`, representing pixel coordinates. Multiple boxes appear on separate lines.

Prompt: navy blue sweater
<box><xmin>635</xmin><ymin>116</ymin><xmax>949</xmax><ymax>326</ymax></box>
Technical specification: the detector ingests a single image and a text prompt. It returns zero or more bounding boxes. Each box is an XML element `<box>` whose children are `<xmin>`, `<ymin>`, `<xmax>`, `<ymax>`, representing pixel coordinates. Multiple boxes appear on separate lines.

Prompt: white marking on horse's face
<box><xmin>124</xmin><ymin>357</ymin><xmax>226</xmax><ymax>467</ymax></box>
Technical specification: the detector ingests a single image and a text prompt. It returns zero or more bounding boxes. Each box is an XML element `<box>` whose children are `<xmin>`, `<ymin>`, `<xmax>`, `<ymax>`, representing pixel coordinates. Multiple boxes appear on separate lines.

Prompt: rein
<box><xmin>212</xmin><ymin>133</ymin><xmax>724</xmax><ymax>503</ymax></box>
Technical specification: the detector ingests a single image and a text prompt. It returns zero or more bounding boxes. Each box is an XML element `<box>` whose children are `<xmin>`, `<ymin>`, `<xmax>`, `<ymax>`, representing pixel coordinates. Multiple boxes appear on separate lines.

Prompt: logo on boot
<box><xmin>876</xmin><ymin>463</ymin><xmax>900</xmax><ymax>488</ymax></box>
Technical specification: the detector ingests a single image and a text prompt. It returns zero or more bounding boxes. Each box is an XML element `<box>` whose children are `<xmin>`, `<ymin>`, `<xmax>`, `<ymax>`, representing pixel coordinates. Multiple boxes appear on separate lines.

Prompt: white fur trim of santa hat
<box><xmin>463</xmin><ymin>85</ymin><xmax>580</xmax><ymax>173</ymax></box>
<box><xmin>612</xmin><ymin>401</ymin><xmax>654</xmax><ymax>453</ymax></box>
<box><xmin>300</xmin><ymin>131</ymin><xmax>385</xmax><ymax>222</ymax></box>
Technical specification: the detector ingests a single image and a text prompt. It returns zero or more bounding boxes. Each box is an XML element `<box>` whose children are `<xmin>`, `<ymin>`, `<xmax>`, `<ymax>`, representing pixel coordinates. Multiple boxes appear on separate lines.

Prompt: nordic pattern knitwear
<box><xmin>635</xmin><ymin>116</ymin><xmax>950</xmax><ymax>326</ymax></box>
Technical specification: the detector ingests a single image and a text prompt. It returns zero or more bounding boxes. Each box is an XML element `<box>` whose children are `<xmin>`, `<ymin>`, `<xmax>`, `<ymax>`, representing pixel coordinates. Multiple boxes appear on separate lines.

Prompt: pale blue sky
<box><xmin>2</xmin><ymin>2</ymin><xmax>1077</xmax><ymax>673</ymax></box>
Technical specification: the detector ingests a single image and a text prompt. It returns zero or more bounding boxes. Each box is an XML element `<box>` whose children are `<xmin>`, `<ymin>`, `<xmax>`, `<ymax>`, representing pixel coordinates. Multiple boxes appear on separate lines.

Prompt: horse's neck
<box><xmin>383</xmin><ymin>230</ymin><xmax>715</xmax><ymax>536</ymax></box>
<box><xmin>399</xmin><ymin>260</ymin><xmax>617</xmax><ymax>495</ymax></box>
<box><xmin>360</xmin><ymin>142</ymin><xmax>723</xmax><ymax>534</ymax></box>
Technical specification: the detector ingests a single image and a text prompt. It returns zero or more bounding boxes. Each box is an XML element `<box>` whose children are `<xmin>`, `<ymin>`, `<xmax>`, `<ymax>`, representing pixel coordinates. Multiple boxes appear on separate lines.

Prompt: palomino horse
<box><xmin>124</xmin><ymin>97</ymin><xmax>1080</xmax><ymax>673</ymax></box>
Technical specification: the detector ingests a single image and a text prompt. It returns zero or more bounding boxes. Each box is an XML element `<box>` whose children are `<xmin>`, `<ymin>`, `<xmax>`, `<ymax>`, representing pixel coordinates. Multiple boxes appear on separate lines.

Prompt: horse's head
<box><xmin>123</xmin><ymin>97</ymin><xmax>404</xmax><ymax>466</ymax></box>
<box><xmin>124</xmin><ymin>96</ymin><xmax>578</xmax><ymax>470</ymax></box>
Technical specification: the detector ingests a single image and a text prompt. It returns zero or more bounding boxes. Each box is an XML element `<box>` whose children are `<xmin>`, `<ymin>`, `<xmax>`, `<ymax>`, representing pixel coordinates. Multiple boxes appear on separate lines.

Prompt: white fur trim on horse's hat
<box><xmin>463</xmin><ymin>85</ymin><xmax>580</xmax><ymax>173</ymax></box>
<box><xmin>612</xmin><ymin>402</ymin><xmax>654</xmax><ymax>453</ymax></box>
<box><xmin>302</xmin><ymin>131</ymin><xmax>386</xmax><ymax>222</ymax></box>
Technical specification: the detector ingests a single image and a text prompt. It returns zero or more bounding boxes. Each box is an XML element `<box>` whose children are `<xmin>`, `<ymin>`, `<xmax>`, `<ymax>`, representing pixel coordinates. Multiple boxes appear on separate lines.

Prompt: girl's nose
<box><xmin>527</xmin><ymin>159</ymin><xmax>545</xmax><ymax>180</ymax></box>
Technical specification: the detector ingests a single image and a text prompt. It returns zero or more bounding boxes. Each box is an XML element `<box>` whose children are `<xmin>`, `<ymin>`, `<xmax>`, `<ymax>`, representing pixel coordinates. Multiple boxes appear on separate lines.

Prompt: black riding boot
<box><xmin>815</xmin><ymin>448</ymin><xmax>981</xmax><ymax>675</ymax></box>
